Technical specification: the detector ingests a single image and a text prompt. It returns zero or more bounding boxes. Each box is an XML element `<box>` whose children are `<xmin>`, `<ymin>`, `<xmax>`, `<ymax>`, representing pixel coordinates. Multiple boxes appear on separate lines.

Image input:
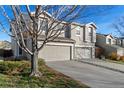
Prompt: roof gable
<box><xmin>86</xmin><ymin>22</ymin><xmax>97</xmax><ymax>29</ymax></box>
<box><xmin>106</xmin><ymin>34</ymin><xmax>113</xmax><ymax>39</ymax></box>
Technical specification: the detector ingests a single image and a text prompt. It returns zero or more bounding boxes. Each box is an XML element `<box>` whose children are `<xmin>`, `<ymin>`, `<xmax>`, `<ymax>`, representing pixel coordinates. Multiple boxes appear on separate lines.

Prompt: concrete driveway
<box><xmin>46</xmin><ymin>60</ymin><xmax>124</xmax><ymax>88</ymax></box>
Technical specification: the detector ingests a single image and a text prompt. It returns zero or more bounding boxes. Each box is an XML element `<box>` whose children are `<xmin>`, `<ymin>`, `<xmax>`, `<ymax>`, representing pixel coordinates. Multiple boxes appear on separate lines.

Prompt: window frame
<box><xmin>76</xmin><ymin>26</ymin><xmax>81</xmax><ymax>36</ymax></box>
<box><xmin>88</xmin><ymin>27</ymin><xmax>93</xmax><ymax>42</ymax></box>
<box><xmin>38</xmin><ymin>17</ymin><xmax>48</xmax><ymax>32</ymax></box>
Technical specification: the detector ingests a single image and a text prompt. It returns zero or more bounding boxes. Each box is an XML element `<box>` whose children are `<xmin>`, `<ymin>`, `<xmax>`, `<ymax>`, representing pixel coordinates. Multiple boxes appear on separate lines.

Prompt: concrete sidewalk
<box><xmin>79</xmin><ymin>59</ymin><xmax>124</xmax><ymax>74</ymax></box>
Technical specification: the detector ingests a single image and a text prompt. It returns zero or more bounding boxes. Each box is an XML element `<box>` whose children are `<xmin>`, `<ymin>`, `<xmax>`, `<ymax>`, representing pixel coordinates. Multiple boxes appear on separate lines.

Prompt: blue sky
<box><xmin>78</xmin><ymin>5</ymin><xmax>124</xmax><ymax>37</ymax></box>
<box><xmin>0</xmin><ymin>5</ymin><xmax>124</xmax><ymax>41</ymax></box>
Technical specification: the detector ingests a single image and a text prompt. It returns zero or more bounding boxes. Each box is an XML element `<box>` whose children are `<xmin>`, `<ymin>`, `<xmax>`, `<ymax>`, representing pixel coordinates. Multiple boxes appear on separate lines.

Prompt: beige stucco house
<box><xmin>11</xmin><ymin>12</ymin><xmax>97</xmax><ymax>61</ymax></box>
<box><xmin>96</xmin><ymin>33</ymin><xmax>124</xmax><ymax>57</ymax></box>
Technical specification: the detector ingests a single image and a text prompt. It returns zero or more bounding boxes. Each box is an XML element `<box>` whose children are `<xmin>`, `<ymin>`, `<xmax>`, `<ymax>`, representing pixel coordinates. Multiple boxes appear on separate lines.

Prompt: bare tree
<box><xmin>0</xmin><ymin>5</ymin><xmax>113</xmax><ymax>77</ymax></box>
<box><xmin>0</xmin><ymin>5</ymin><xmax>86</xmax><ymax>77</ymax></box>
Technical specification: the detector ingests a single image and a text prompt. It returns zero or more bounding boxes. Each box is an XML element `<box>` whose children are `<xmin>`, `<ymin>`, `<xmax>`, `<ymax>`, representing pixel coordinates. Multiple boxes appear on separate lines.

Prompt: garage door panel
<box><xmin>75</xmin><ymin>47</ymin><xmax>91</xmax><ymax>59</ymax></box>
<box><xmin>38</xmin><ymin>45</ymin><xmax>71</xmax><ymax>61</ymax></box>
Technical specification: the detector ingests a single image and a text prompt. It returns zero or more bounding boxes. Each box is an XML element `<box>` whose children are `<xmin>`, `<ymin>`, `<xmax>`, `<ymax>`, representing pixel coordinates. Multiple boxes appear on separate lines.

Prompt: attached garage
<box><xmin>36</xmin><ymin>37</ymin><xmax>75</xmax><ymax>61</ymax></box>
<box><xmin>38</xmin><ymin>44</ymin><xmax>72</xmax><ymax>61</ymax></box>
<box><xmin>75</xmin><ymin>47</ymin><xmax>92</xmax><ymax>59</ymax></box>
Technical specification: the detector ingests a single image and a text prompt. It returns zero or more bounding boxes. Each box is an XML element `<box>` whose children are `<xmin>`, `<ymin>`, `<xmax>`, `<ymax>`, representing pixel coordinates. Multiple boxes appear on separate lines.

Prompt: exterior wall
<box><xmin>71</xmin><ymin>24</ymin><xmax>84</xmax><ymax>45</ymax></box>
<box><xmin>117</xmin><ymin>39</ymin><xmax>124</xmax><ymax>47</ymax></box>
<box><xmin>71</xmin><ymin>23</ymin><xmax>96</xmax><ymax>45</ymax></box>
<box><xmin>121</xmin><ymin>39</ymin><xmax>124</xmax><ymax>47</ymax></box>
<box><xmin>112</xmin><ymin>38</ymin><xmax>117</xmax><ymax>45</ymax></box>
<box><xmin>117</xmin><ymin>48</ymin><xmax>124</xmax><ymax>56</ymax></box>
<box><xmin>96</xmin><ymin>35</ymin><xmax>106</xmax><ymax>46</ymax></box>
<box><xmin>11</xmin><ymin>38</ymin><xmax>17</xmax><ymax>57</ymax></box>
<box><xmin>39</xmin><ymin>13</ymin><xmax>69</xmax><ymax>38</ymax></box>
<box><xmin>85</xmin><ymin>24</ymin><xmax>96</xmax><ymax>43</ymax></box>
<box><xmin>92</xmin><ymin>46</ymin><xmax>95</xmax><ymax>58</ymax></box>
<box><xmin>96</xmin><ymin>35</ymin><xmax>115</xmax><ymax>45</ymax></box>
<box><xmin>106</xmin><ymin>35</ymin><xmax>113</xmax><ymax>45</ymax></box>
<box><xmin>70</xmin><ymin>23</ymin><xmax>96</xmax><ymax>59</ymax></box>
<box><xmin>11</xmin><ymin>37</ymin><xmax>30</xmax><ymax>59</ymax></box>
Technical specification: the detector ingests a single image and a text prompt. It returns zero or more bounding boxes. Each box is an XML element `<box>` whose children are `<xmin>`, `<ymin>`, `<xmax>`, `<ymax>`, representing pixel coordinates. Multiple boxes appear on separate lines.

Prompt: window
<box><xmin>19</xmin><ymin>42</ymin><xmax>22</xmax><ymax>55</ymax></box>
<box><xmin>38</xmin><ymin>18</ymin><xmax>48</xmax><ymax>32</ymax></box>
<box><xmin>56</xmin><ymin>24</ymin><xmax>63</xmax><ymax>31</ymax></box>
<box><xmin>76</xmin><ymin>26</ymin><xmax>80</xmax><ymax>36</ymax></box>
<box><xmin>88</xmin><ymin>27</ymin><xmax>93</xmax><ymax>42</ymax></box>
<box><xmin>65</xmin><ymin>25</ymin><xmax>71</xmax><ymax>38</ymax></box>
<box><xmin>52</xmin><ymin>23</ymin><xmax>64</xmax><ymax>31</ymax></box>
<box><xmin>121</xmin><ymin>39</ymin><xmax>123</xmax><ymax>46</ymax></box>
<box><xmin>88</xmin><ymin>28</ymin><xmax>92</xmax><ymax>36</ymax></box>
<box><xmin>19</xmin><ymin>46</ymin><xmax>22</xmax><ymax>55</ymax></box>
<box><xmin>18</xmin><ymin>40</ymin><xmax>27</xmax><ymax>56</ymax></box>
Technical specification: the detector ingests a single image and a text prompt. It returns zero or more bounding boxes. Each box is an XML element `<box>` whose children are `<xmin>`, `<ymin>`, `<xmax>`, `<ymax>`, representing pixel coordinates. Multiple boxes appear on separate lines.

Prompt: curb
<box><xmin>80</xmin><ymin>60</ymin><xmax>124</xmax><ymax>74</ymax></box>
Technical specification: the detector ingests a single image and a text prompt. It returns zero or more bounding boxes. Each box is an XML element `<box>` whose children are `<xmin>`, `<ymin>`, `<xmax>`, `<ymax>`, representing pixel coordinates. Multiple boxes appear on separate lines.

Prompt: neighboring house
<box><xmin>11</xmin><ymin>12</ymin><xmax>97</xmax><ymax>61</ymax></box>
<box><xmin>0</xmin><ymin>41</ymin><xmax>11</xmax><ymax>50</ymax></box>
<box><xmin>0</xmin><ymin>41</ymin><xmax>12</xmax><ymax>60</ymax></box>
<box><xmin>96</xmin><ymin>33</ymin><xmax>124</xmax><ymax>57</ymax></box>
<box><xmin>117</xmin><ymin>37</ymin><xmax>124</xmax><ymax>47</ymax></box>
<box><xmin>71</xmin><ymin>22</ymin><xmax>96</xmax><ymax>60</ymax></box>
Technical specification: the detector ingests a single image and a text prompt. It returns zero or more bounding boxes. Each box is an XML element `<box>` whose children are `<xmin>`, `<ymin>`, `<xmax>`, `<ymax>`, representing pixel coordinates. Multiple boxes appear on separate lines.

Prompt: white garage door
<box><xmin>75</xmin><ymin>47</ymin><xmax>91</xmax><ymax>59</ymax></box>
<box><xmin>38</xmin><ymin>45</ymin><xmax>71</xmax><ymax>61</ymax></box>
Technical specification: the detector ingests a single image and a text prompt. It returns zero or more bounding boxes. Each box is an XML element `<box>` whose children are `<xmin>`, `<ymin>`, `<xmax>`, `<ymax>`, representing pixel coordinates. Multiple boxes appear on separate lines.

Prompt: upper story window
<box><xmin>56</xmin><ymin>24</ymin><xmax>63</xmax><ymax>31</ymax></box>
<box><xmin>51</xmin><ymin>23</ymin><xmax>64</xmax><ymax>32</ymax></box>
<box><xmin>76</xmin><ymin>26</ymin><xmax>80</xmax><ymax>36</ymax></box>
<box><xmin>38</xmin><ymin>18</ymin><xmax>48</xmax><ymax>32</ymax></box>
<box><xmin>88</xmin><ymin>27</ymin><xmax>93</xmax><ymax>42</ymax></box>
<box><xmin>88</xmin><ymin>28</ymin><xmax>92</xmax><ymax>36</ymax></box>
<box><xmin>65</xmin><ymin>24</ymin><xmax>71</xmax><ymax>38</ymax></box>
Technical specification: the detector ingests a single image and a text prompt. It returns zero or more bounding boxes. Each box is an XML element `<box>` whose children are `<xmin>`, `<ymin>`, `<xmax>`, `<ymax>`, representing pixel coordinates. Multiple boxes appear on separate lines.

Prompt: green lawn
<box><xmin>0</xmin><ymin>59</ymin><xmax>89</xmax><ymax>88</ymax></box>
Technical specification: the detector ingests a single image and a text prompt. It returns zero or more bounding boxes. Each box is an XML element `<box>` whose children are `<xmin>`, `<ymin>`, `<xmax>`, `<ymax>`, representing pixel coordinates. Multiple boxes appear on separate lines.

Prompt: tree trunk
<box><xmin>30</xmin><ymin>51</ymin><xmax>42</xmax><ymax>77</ymax></box>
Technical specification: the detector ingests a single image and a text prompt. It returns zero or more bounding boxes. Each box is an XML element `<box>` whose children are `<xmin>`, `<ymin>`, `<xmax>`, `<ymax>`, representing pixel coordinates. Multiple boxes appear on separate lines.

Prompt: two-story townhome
<box><xmin>96</xmin><ymin>33</ymin><xmax>124</xmax><ymax>57</ymax></box>
<box><xmin>11</xmin><ymin>12</ymin><xmax>97</xmax><ymax>61</ymax></box>
<box><xmin>71</xmin><ymin>22</ymin><xmax>96</xmax><ymax>59</ymax></box>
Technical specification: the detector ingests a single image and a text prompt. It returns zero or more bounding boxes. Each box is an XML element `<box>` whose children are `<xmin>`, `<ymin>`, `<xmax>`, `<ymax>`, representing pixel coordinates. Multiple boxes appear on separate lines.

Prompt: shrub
<box><xmin>38</xmin><ymin>58</ymin><xmax>45</xmax><ymax>65</ymax></box>
<box><xmin>116</xmin><ymin>55</ymin><xmax>120</xmax><ymax>61</ymax></box>
<box><xmin>0</xmin><ymin>61</ymin><xmax>30</xmax><ymax>75</ymax></box>
<box><xmin>0</xmin><ymin>58</ymin><xmax>46</xmax><ymax>75</ymax></box>
<box><xmin>0</xmin><ymin>49</ymin><xmax>13</xmax><ymax>58</ymax></box>
<box><xmin>109</xmin><ymin>52</ymin><xmax>120</xmax><ymax>61</ymax></box>
<box><xmin>14</xmin><ymin>56</ymin><xmax>28</xmax><ymax>61</ymax></box>
<box><xmin>120</xmin><ymin>56</ymin><xmax>124</xmax><ymax>62</ymax></box>
<box><xmin>4</xmin><ymin>56</ymin><xmax>15</xmax><ymax>61</ymax></box>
